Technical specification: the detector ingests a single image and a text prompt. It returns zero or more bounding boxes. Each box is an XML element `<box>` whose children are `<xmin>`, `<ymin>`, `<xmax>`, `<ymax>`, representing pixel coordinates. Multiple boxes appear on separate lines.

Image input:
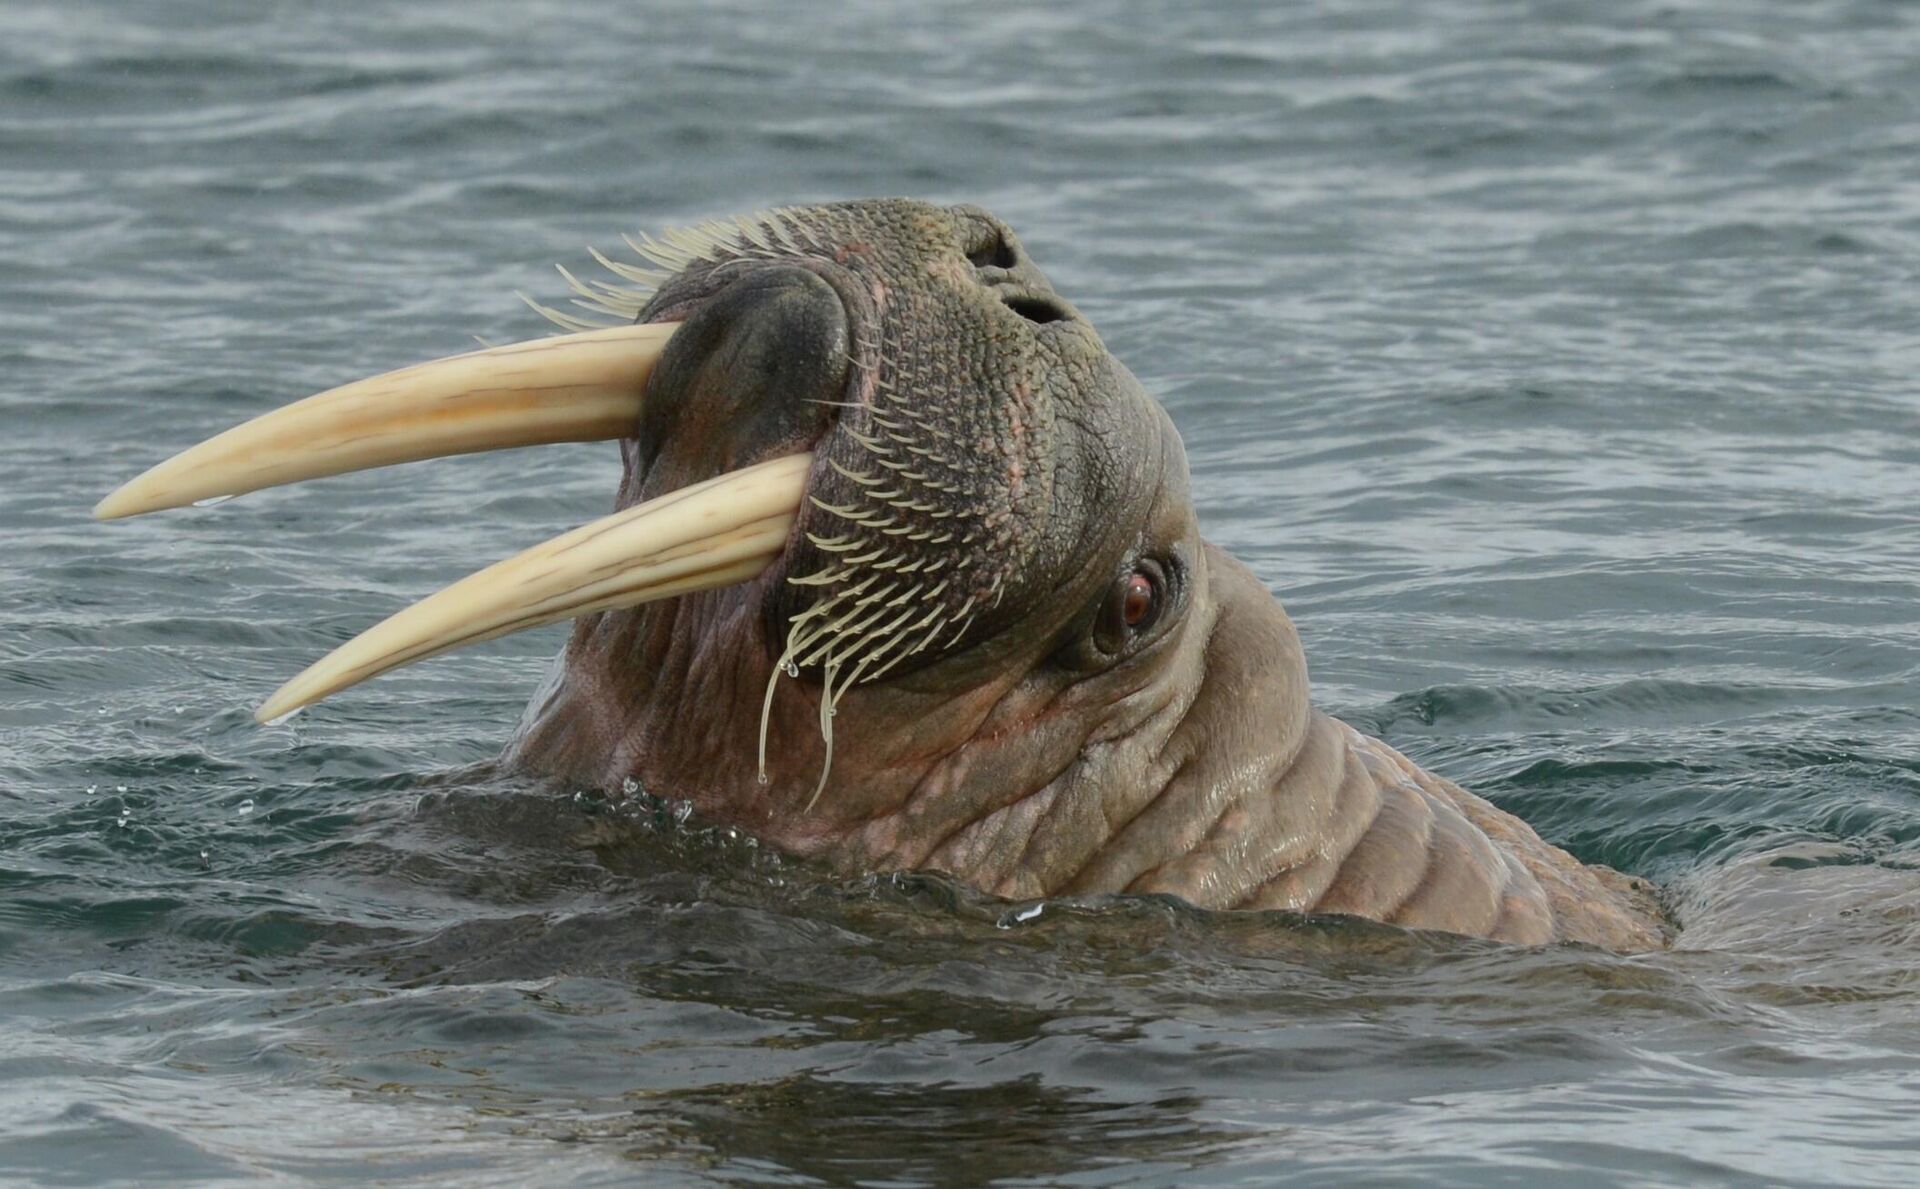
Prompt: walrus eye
<box><xmin>1121</xmin><ymin>572</ymin><xmax>1155</xmax><ymax>628</ymax></box>
<box><xmin>1091</xmin><ymin>560</ymin><xmax>1166</xmax><ymax>655</ymax></box>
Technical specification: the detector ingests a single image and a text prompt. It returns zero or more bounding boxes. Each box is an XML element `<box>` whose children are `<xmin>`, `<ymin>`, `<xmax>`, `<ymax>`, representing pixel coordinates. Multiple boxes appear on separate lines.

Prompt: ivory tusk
<box><xmin>95</xmin><ymin>323</ymin><xmax>677</xmax><ymax>520</ymax></box>
<box><xmin>254</xmin><ymin>452</ymin><xmax>812</xmax><ymax>722</ymax></box>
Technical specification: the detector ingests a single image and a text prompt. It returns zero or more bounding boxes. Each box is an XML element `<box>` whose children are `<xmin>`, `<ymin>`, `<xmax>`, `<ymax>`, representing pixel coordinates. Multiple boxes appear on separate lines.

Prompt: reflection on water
<box><xmin>609</xmin><ymin>1076</ymin><xmax>1229</xmax><ymax>1182</ymax></box>
<box><xmin>6</xmin><ymin>0</ymin><xmax>1920</xmax><ymax>1182</ymax></box>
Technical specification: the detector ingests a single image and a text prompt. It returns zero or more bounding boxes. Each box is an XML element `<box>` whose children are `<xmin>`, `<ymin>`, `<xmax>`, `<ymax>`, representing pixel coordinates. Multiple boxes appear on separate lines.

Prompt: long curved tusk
<box><xmin>94</xmin><ymin>323</ymin><xmax>678</xmax><ymax>520</ymax></box>
<box><xmin>254</xmin><ymin>452</ymin><xmax>813</xmax><ymax>723</ymax></box>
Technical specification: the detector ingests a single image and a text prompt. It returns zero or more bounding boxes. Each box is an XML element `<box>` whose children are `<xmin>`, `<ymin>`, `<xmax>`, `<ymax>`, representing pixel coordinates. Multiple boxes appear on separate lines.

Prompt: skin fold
<box><xmin>505</xmin><ymin>198</ymin><xmax>1670</xmax><ymax>951</ymax></box>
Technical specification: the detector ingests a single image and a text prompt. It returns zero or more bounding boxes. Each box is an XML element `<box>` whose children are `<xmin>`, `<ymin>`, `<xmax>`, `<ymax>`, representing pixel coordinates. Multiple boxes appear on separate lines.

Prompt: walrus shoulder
<box><xmin>1340</xmin><ymin>728</ymin><xmax>1673</xmax><ymax>950</ymax></box>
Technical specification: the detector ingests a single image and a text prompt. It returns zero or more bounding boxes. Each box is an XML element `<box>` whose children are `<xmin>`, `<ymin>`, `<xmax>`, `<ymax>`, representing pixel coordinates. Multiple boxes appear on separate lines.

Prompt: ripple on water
<box><xmin>5</xmin><ymin>0</ymin><xmax>1920</xmax><ymax>1183</ymax></box>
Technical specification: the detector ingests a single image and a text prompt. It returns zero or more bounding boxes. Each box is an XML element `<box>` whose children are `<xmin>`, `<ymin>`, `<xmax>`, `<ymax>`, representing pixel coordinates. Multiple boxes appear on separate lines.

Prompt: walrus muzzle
<box><xmin>95</xmin><ymin>318</ymin><xmax>812</xmax><ymax>722</ymax></box>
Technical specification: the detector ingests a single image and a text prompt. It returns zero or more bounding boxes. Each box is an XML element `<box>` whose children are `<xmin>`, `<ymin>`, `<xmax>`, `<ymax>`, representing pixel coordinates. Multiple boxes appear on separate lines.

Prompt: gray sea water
<box><xmin>5</xmin><ymin>0</ymin><xmax>1920</xmax><ymax>1183</ymax></box>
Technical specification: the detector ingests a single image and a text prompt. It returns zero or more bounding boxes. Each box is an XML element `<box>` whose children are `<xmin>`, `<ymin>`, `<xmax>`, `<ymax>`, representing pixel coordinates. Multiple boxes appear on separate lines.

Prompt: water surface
<box><xmin>5</xmin><ymin>0</ymin><xmax>1919</xmax><ymax>1183</ymax></box>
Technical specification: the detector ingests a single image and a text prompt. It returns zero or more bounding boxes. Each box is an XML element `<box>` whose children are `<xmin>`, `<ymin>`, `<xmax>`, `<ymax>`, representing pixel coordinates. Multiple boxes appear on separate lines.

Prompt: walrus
<box><xmin>97</xmin><ymin>198</ymin><xmax>1669</xmax><ymax>951</ymax></box>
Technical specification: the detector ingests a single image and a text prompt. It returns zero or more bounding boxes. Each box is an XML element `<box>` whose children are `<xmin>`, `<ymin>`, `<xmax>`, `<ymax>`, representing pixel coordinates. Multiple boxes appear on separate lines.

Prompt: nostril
<box><xmin>966</xmin><ymin>233</ymin><xmax>1018</xmax><ymax>271</ymax></box>
<box><xmin>1003</xmin><ymin>294</ymin><xmax>1067</xmax><ymax>325</ymax></box>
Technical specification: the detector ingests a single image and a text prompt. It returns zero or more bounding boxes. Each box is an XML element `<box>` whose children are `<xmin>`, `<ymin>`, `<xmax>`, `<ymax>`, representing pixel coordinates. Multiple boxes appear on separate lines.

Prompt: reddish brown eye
<box><xmin>1087</xmin><ymin>559</ymin><xmax>1170</xmax><ymax>658</ymax></box>
<box><xmin>1121</xmin><ymin>572</ymin><xmax>1155</xmax><ymax>627</ymax></box>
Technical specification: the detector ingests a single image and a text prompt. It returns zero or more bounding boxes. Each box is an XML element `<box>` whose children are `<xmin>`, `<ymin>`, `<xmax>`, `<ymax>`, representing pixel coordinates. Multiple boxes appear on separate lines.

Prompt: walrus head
<box><xmin>100</xmin><ymin>198</ymin><xmax>1669</xmax><ymax>947</ymax></box>
<box><xmin>100</xmin><ymin>199</ymin><xmax>1206</xmax><ymax>875</ymax></box>
<box><xmin>512</xmin><ymin>198</ymin><xmax>1210</xmax><ymax>872</ymax></box>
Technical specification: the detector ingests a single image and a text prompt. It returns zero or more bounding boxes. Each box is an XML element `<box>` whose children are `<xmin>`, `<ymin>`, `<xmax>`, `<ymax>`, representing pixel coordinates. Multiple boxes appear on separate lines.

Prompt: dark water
<box><xmin>5</xmin><ymin>0</ymin><xmax>1919</xmax><ymax>1182</ymax></box>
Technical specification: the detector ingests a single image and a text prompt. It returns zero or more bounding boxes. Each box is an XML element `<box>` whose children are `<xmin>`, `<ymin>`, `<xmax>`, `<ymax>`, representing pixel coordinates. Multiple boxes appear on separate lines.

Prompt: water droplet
<box><xmin>827</xmin><ymin>708</ymin><xmax>836</xmax><ymax>718</ymax></box>
<box><xmin>756</xmin><ymin>772</ymin><xmax>769</xmax><ymax>785</ymax></box>
<box><xmin>192</xmin><ymin>494</ymin><xmax>236</xmax><ymax>508</ymax></box>
<box><xmin>997</xmin><ymin>902</ymin><xmax>1045</xmax><ymax>929</ymax></box>
<box><xmin>672</xmin><ymin>800</ymin><xmax>693</xmax><ymax>825</ymax></box>
<box><xmin>784</xmin><ymin>661</ymin><xmax>800</xmax><ymax>677</ymax></box>
<box><xmin>236</xmin><ymin>799</ymin><xmax>256</xmax><ymax>817</ymax></box>
<box><xmin>621</xmin><ymin>776</ymin><xmax>640</xmax><ymax>796</ymax></box>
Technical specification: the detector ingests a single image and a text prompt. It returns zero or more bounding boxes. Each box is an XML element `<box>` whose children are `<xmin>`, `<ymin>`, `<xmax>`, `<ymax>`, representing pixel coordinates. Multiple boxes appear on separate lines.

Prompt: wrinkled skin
<box><xmin>510</xmin><ymin>199</ymin><xmax>1669</xmax><ymax>951</ymax></box>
